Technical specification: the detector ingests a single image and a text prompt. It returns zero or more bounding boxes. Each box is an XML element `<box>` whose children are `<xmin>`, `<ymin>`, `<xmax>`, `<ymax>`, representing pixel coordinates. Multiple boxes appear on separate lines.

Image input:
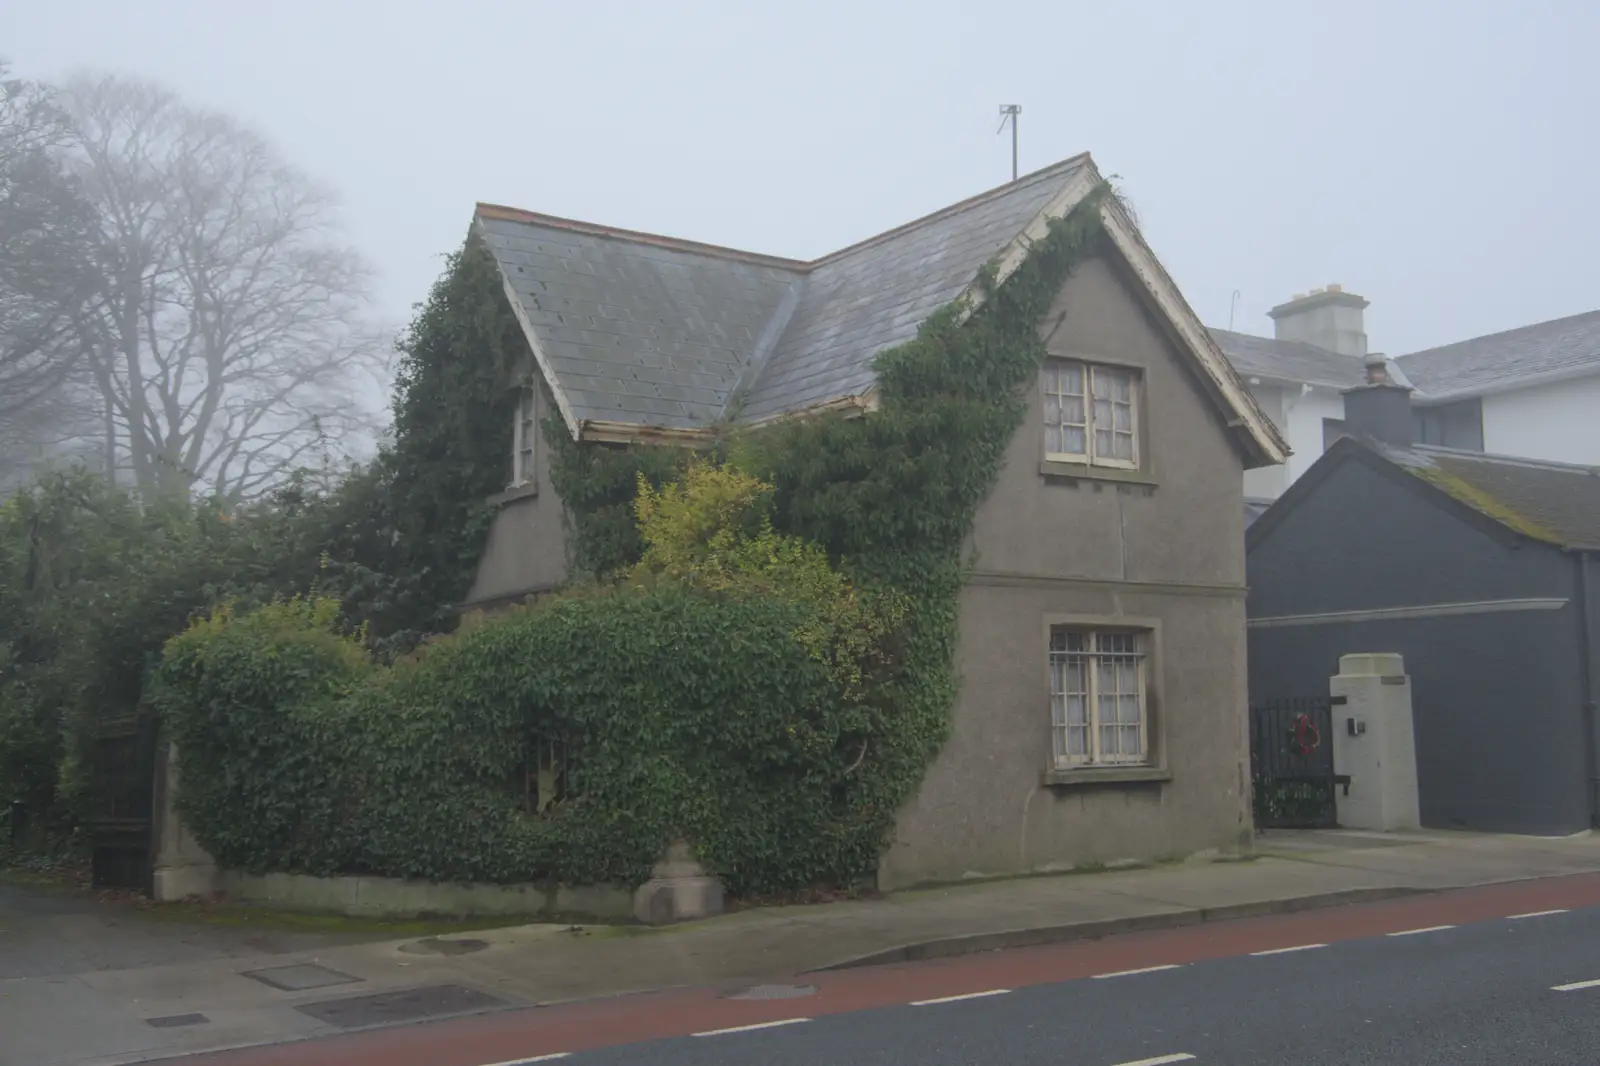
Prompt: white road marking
<box><xmin>477</xmin><ymin>1055</ymin><xmax>571</xmax><ymax>1065</ymax></box>
<box><xmin>692</xmin><ymin>1017</ymin><xmax>811</xmax><ymax>1037</ymax></box>
<box><xmin>1552</xmin><ymin>978</ymin><xmax>1600</xmax><ymax>993</ymax></box>
<box><xmin>1385</xmin><ymin>925</ymin><xmax>1456</xmax><ymax>937</ymax></box>
<box><xmin>1509</xmin><ymin>909</ymin><xmax>1570</xmax><ymax>919</ymax></box>
<box><xmin>910</xmin><ymin>988</ymin><xmax>1011</xmax><ymax>1006</ymax></box>
<box><xmin>1250</xmin><ymin>943</ymin><xmax>1327</xmax><ymax>956</ymax></box>
<box><xmin>1091</xmin><ymin>964</ymin><xmax>1185</xmax><ymax>980</ymax></box>
<box><xmin>1109</xmin><ymin>1055</ymin><xmax>1197</xmax><ymax>1066</ymax></box>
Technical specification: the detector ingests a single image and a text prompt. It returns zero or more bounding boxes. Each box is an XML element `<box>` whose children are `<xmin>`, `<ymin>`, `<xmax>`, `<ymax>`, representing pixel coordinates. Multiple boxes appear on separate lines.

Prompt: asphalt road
<box><xmin>575</xmin><ymin>905</ymin><xmax>1600</xmax><ymax>1065</ymax></box>
<box><xmin>180</xmin><ymin>874</ymin><xmax>1600</xmax><ymax>1066</ymax></box>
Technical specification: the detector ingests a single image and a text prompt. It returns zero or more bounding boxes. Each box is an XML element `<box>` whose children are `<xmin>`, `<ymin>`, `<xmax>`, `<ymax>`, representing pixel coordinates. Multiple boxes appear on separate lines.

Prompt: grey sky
<box><xmin>4</xmin><ymin>0</ymin><xmax>1595</xmax><ymax>357</ymax></box>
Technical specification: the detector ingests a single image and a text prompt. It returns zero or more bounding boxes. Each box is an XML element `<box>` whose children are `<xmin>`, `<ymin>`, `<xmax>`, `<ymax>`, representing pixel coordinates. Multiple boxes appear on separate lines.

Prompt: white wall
<box><xmin>1243</xmin><ymin>384</ymin><xmax>1346</xmax><ymax>500</ymax></box>
<box><xmin>1481</xmin><ymin>373</ymin><xmax>1600</xmax><ymax>467</ymax></box>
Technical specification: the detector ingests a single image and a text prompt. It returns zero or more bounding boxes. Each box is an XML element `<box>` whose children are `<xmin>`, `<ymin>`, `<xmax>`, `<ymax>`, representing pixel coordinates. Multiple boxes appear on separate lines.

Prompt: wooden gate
<box><xmin>88</xmin><ymin>709</ymin><xmax>158</xmax><ymax>892</ymax></box>
<box><xmin>1249</xmin><ymin>695</ymin><xmax>1350</xmax><ymax>829</ymax></box>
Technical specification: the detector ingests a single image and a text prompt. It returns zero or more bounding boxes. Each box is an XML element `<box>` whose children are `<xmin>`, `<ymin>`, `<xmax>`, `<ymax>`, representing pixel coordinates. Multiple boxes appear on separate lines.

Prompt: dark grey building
<box><xmin>1246</xmin><ymin>361</ymin><xmax>1600</xmax><ymax>835</ymax></box>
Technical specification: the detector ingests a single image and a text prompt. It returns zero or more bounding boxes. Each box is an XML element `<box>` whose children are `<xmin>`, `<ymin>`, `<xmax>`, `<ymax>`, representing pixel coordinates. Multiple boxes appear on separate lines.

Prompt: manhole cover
<box><xmin>241</xmin><ymin>963</ymin><xmax>362</xmax><ymax>992</ymax></box>
<box><xmin>145</xmin><ymin>1013</ymin><xmax>209</xmax><ymax>1028</ymax></box>
<box><xmin>724</xmin><ymin>983</ymin><xmax>818</xmax><ymax>1001</ymax></box>
<box><xmin>398</xmin><ymin>936</ymin><xmax>490</xmax><ymax>956</ymax></box>
<box><xmin>296</xmin><ymin>984</ymin><xmax>506</xmax><ymax>1029</ymax></box>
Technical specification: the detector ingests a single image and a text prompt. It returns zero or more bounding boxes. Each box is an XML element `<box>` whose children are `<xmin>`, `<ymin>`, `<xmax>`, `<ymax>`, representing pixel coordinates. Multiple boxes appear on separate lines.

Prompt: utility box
<box><xmin>1330</xmin><ymin>653</ymin><xmax>1421</xmax><ymax>831</ymax></box>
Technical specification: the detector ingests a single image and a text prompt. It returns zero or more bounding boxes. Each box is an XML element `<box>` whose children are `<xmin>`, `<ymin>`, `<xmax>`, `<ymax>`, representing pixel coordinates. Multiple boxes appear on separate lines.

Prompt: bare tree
<box><xmin>59</xmin><ymin>72</ymin><xmax>387</xmax><ymax>505</ymax></box>
<box><xmin>0</xmin><ymin>63</ymin><xmax>101</xmax><ymax>488</ymax></box>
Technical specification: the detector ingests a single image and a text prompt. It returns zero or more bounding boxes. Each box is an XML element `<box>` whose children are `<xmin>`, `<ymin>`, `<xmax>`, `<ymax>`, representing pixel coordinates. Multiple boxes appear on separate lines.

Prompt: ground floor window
<box><xmin>1049</xmin><ymin>628</ymin><xmax>1148</xmax><ymax>767</ymax></box>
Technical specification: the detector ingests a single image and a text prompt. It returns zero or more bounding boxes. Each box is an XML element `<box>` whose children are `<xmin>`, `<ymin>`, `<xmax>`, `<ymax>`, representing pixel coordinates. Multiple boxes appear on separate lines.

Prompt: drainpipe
<box><xmin>1574</xmin><ymin>547</ymin><xmax>1600</xmax><ymax>827</ymax></box>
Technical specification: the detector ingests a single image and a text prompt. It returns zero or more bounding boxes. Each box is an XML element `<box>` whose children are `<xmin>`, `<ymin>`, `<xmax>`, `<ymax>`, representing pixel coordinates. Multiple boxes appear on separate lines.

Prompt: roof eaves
<box><xmin>1409</xmin><ymin>361</ymin><xmax>1600</xmax><ymax>405</ymax></box>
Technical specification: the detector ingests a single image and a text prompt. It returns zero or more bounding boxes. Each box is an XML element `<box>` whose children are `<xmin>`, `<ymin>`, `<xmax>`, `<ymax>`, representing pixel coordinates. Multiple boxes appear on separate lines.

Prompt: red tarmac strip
<box><xmin>177</xmin><ymin>872</ymin><xmax>1600</xmax><ymax>1066</ymax></box>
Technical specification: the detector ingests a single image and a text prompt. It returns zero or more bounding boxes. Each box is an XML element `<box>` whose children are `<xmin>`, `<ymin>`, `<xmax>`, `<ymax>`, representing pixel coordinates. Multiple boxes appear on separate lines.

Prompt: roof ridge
<box><xmin>1415</xmin><ymin>443</ymin><xmax>1600</xmax><ymax>475</ymax></box>
<box><xmin>476</xmin><ymin>152</ymin><xmax>1092</xmax><ymax>276</ymax></box>
<box><xmin>1398</xmin><ymin>307</ymin><xmax>1600</xmax><ymax>361</ymax></box>
<box><xmin>474</xmin><ymin>203</ymin><xmax>809</xmax><ymax>270</ymax></box>
<box><xmin>807</xmin><ymin>153</ymin><xmax>1093</xmax><ymax>269</ymax></box>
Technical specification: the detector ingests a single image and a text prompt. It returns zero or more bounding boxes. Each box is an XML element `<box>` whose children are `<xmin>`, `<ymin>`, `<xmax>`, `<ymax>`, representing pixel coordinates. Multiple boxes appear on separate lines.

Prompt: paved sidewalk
<box><xmin>7</xmin><ymin>828</ymin><xmax>1600</xmax><ymax>1066</ymax></box>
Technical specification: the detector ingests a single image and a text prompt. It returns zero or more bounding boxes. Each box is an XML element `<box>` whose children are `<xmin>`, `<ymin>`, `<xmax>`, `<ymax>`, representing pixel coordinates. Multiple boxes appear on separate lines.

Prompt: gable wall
<box><xmin>880</xmin><ymin>253</ymin><xmax>1257</xmax><ymax>887</ymax></box>
<box><xmin>465</xmin><ymin>384</ymin><xmax>571</xmax><ymax>608</ymax></box>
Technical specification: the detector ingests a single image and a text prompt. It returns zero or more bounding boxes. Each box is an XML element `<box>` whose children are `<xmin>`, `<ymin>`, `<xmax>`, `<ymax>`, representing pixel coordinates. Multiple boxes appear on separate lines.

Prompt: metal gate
<box><xmin>88</xmin><ymin>710</ymin><xmax>158</xmax><ymax>893</ymax></box>
<box><xmin>1249</xmin><ymin>695</ymin><xmax>1349</xmax><ymax>829</ymax></box>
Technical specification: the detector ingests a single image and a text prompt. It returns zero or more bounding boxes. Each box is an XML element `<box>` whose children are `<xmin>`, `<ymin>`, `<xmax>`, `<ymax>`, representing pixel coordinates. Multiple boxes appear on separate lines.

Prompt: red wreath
<box><xmin>1290</xmin><ymin>713</ymin><xmax>1321</xmax><ymax>756</ymax></box>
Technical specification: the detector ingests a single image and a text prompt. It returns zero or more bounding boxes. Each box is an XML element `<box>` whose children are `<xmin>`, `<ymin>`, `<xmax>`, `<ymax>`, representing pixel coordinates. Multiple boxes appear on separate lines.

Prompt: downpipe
<box><xmin>1576</xmin><ymin>549</ymin><xmax>1600</xmax><ymax>827</ymax></box>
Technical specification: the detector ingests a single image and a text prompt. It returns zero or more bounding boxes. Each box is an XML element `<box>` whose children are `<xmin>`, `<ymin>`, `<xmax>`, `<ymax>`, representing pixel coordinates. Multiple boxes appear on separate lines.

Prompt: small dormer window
<box><xmin>512</xmin><ymin>390</ymin><xmax>537</xmax><ymax>486</ymax></box>
<box><xmin>1043</xmin><ymin>358</ymin><xmax>1141</xmax><ymax>469</ymax></box>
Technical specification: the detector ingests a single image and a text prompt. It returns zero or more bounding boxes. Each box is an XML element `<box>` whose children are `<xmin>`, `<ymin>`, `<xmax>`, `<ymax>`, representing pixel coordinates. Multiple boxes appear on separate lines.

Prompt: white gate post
<box><xmin>1329</xmin><ymin>653</ymin><xmax>1421</xmax><ymax>831</ymax></box>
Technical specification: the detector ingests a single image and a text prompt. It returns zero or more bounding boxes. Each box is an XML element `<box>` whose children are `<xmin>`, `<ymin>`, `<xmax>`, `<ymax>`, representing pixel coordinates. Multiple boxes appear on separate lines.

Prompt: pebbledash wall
<box><xmin>873</xmin><ymin>254</ymin><xmax>1253</xmax><ymax>887</ymax></box>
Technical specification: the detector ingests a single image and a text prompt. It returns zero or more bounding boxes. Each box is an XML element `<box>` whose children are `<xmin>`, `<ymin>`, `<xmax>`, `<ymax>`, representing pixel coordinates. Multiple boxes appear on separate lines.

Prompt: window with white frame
<box><xmin>1049</xmin><ymin>628</ymin><xmax>1148</xmax><ymax>767</ymax></box>
<box><xmin>1042</xmin><ymin>359</ymin><xmax>1140</xmax><ymax>468</ymax></box>
<box><xmin>513</xmin><ymin>390</ymin><xmax>537</xmax><ymax>486</ymax></box>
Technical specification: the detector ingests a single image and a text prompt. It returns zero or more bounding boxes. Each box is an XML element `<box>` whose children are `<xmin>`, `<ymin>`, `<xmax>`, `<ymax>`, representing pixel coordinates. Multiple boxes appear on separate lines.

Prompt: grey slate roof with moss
<box><xmin>474</xmin><ymin>157</ymin><xmax>1088</xmax><ymax>430</ymax></box>
<box><xmin>1374</xmin><ymin>442</ymin><xmax>1600</xmax><ymax>548</ymax></box>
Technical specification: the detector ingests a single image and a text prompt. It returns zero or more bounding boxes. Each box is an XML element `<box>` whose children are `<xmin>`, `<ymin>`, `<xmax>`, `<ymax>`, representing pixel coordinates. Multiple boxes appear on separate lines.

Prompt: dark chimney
<box><xmin>1341</xmin><ymin>353</ymin><xmax>1413</xmax><ymax>447</ymax></box>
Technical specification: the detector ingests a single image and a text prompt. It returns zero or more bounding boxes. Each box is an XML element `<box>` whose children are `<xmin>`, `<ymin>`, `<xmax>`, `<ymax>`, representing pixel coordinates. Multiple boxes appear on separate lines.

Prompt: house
<box><xmin>461</xmin><ymin>154</ymin><xmax>1291</xmax><ymax>888</ymax></box>
<box><xmin>1246</xmin><ymin>359</ymin><xmax>1600</xmax><ymax>836</ymax></box>
<box><xmin>1214</xmin><ymin>288</ymin><xmax>1600</xmax><ymax>511</ymax></box>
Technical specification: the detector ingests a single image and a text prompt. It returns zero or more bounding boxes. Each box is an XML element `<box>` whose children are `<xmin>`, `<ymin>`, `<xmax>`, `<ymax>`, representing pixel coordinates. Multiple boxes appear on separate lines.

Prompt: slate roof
<box><xmin>1372</xmin><ymin>443</ymin><xmax>1600</xmax><ymax>548</ymax></box>
<box><xmin>472</xmin><ymin>154</ymin><xmax>1287</xmax><ymax>468</ymax></box>
<box><xmin>475</xmin><ymin>209</ymin><xmax>806</xmax><ymax>428</ymax></box>
<box><xmin>1395</xmin><ymin>309</ymin><xmax>1600</xmax><ymax>402</ymax></box>
<box><xmin>474</xmin><ymin>158</ymin><xmax>1090</xmax><ymax>433</ymax></box>
<box><xmin>739</xmin><ymin>164</ymin><xmax>1073</xmax><ymax>421</ymax></box>
<box><xmin>1209</xmin><ymin>328</ymin><xmax>1366</xmax><ymax>390</ymax></box>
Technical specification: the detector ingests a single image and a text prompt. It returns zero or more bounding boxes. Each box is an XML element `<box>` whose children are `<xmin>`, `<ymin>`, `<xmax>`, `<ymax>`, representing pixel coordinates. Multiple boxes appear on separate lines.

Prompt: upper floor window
<box><xmin>1043</xmin><ymin>359</ymin><xmax>1140</xmax><ymax>468</ymax></box>
<box><xmin>513</xmin><ymin>390</ymin><xmax>537</xmax><ymax>486</ymax></box>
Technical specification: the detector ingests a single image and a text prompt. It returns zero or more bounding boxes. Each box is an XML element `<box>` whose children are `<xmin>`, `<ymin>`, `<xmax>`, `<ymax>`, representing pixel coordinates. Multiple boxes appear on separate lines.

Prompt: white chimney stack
<box><xmin>1268</xmin><ymin>284</ymin><xmax>1369</xmax><ymax>357</ymax></box>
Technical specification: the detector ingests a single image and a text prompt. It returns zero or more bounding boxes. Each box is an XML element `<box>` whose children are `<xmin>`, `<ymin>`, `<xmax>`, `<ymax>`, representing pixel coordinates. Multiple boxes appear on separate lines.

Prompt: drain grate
<box><xmin>241</xmin><ymin>963</ymin><xmax>362</xmax><ymax>992</ymax></box>
<box><xmin>145</xmin><ymin>1013</ymin><xmax>209</xmax><ymax>1028</ymax></box>
<box><xmin>296</xmin><ymin>984</ymin><xmax>507</xmax><ymax>1029</ymax></box>
<box><xmin>398</xmin><ymin>936</ymin><xmax>490</xmax><ymax>956</ymax></box>
<box><xmin>724</xmin><ymin>983</ymin><xmax>818</xmax><ymax>1001</ymax></box>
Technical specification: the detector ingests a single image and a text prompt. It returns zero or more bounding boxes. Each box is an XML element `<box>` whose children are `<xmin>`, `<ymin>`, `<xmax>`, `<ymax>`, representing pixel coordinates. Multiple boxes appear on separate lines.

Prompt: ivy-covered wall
<box><xmin>152</xmin><ymin>186</ymin><xmax>1121</xmax><ymax>895</ymax></box>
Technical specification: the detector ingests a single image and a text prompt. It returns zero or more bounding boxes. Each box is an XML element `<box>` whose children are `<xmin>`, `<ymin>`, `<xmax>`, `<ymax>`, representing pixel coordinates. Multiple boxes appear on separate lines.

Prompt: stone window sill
<box><xmin>1042</xmin><ymin>766</ymin><xmax>1173</xmax><ymax>788</ymax></box>
<box><xmin>1039</xmin><ymin>460</ymin><xmax>1158</xmax><ymax>487</ymax></box>
<box><xmin>486</xmin><ymin>482</ymin><xmax>539</xmax><ymax>506</ymax></box>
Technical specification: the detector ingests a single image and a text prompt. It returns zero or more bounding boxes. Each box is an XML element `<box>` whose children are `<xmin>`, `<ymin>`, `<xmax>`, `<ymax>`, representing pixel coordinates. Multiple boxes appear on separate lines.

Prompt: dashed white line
<box><xmin>476</xmin><ymin>1055</ymin><xmax>572</xmax><ymax>1065</ymax></box>
<box><xmin>1552</xmin><ymin>978</ymin><xmax>1600</xmax><ymax>993</ymax></box>
<box><xmin>1250</xmin><ymin>943</ymin><xmax>1327</xmax><ymax>956</ymax></box>
<box><xmin>1109</xmin><ymin>1055</ymin><xmax>1197</xmax><ymax>1066</ymax></box>
<box><xmin>1509</xmin><ymin>909</ymin><xmax>1570</xmax><ymax>920</ymax></box>
<box><xmin>911</xmin><ymin>988</ymin><xmax>1011</xmax><ymax>1006</ymax></box>
<box><xmin>1091</xmin><ymin>964</ymin><xmax>1185</xmax><ymax>980</ymax></box>
<box><xmin>692</xmin><ymin>1017</ymin><xmax>811</xmax><ymax>1037</ymax></box>
<box><xmin>1385</xmin><ymin>924</ymin><xmax>1456</xmax><ymax>937</ymax></box>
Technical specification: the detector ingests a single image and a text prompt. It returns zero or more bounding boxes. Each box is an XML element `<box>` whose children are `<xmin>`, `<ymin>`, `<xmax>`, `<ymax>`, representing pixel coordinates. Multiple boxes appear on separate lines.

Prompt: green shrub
<box><xmin>155</xmin><ymin>465</ymin><xmax>906</xmax><ymax>892</ymax></box>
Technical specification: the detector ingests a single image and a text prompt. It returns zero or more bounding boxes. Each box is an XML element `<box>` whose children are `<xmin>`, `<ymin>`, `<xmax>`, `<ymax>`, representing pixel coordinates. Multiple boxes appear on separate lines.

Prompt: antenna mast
<box><xmin>997</xmin><ymin>105</ymin><xmax>1021</xmax><ymax>181</ymax></box>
